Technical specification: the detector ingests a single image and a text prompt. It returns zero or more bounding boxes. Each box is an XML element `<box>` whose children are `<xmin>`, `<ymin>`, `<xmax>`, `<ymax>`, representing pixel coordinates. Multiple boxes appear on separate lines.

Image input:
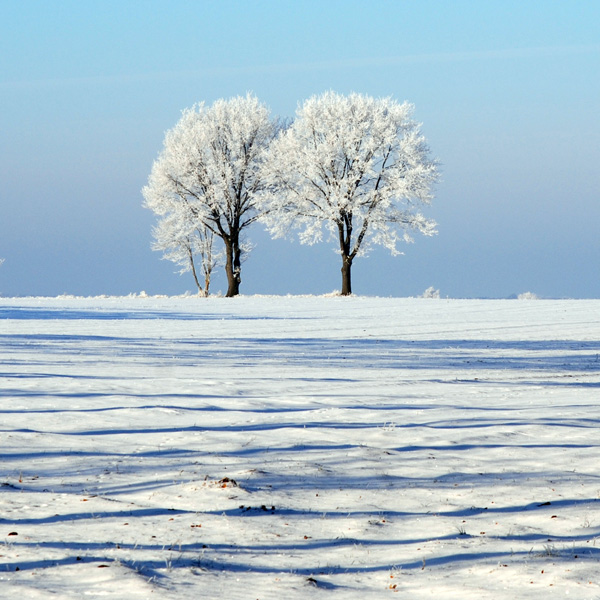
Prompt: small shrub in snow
<box><xmin>517</xmin><ymin>292</ymin><xmax>538</xmax><ymax>300</ymax></box>
<box><xmin>421</xmin><ymin>286</ymin><xmax>440</xmax><ymax>299</ymax></box>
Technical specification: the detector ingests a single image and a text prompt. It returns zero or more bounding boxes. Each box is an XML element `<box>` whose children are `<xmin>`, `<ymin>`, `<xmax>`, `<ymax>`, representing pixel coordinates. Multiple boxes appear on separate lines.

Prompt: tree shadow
<box><xmin>1</xmin><ymin>302</ymin><xmax>599</xmax><ymax>584</ymax></box>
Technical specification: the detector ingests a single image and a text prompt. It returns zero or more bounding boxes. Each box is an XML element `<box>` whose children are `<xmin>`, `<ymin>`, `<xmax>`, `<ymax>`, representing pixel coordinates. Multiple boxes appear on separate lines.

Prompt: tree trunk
<box><xmin>338</xmin><ymin>217</ymin><xmax>353</xmax><ymax>296</ymax></box>
<box><xmin>188</xmin><ymin>248</ymin><xmax>205</xmax><ymax>296</ymax></box>
<box><xmin>204</xmin><ymin>272</ymin><xmax>211</xmax><ymax>296</ymax></box>
<box><xmin>341</xmin><ymin>256</ymin><xmax>352</xmax><ymax>296</ymax></box>
<box><xmin>224</xmin><ymin>236</ymin><xmax>242</xmax><ymax>297</ymax></box>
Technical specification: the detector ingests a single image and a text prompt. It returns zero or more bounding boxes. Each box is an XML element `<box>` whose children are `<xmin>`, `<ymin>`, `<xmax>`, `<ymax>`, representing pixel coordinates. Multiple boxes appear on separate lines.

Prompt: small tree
<box><xmin>143</xmin><ymin>94</ymin><xmax>277</xmax><ymax>297</ymax></box>
<box><xmin>152</xmin><ymin>212</ymin><xmax>220</xmax><ymax>295</ymax></box>
<box><xmin>260</xmin><ymin>92</ymin><xmax>439</xmax><ymax>295</ymax></box>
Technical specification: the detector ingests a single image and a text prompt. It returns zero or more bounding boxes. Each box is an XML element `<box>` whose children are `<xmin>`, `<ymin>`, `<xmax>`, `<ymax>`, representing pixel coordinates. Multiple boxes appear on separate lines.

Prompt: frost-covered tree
<box><xmin>260</xmin><ymin>92</ymin><xmax>439</xmax><ymax>295</ymax></box>
<box><xmin>143</xmin><ymin>94</ymin><xmax>277</xmax><ymax>297</ymax></box>
<box><xmin>152</xmin><ymin>212</ymin><xmax>220</xmax><ymax>296</ymax></box>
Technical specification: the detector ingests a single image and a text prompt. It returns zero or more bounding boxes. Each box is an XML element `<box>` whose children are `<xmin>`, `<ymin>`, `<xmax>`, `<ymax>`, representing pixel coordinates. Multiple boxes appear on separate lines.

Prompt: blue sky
<box><xmin>1</xmin><ymin>0</ymin><xmax>599</xmax><ymax>297</ymax></box>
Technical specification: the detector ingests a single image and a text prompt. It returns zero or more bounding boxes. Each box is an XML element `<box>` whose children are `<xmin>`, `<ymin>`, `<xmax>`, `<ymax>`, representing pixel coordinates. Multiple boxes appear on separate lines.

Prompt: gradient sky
<box><xmin>1</xmin><ymin>0</ymin><xmax>599</xmax><ymax>298</ymax></box>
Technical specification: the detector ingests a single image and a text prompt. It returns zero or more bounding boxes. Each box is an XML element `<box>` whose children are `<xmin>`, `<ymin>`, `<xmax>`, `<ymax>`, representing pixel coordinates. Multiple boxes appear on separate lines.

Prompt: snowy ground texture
<box><xmin>1</xmin><ymin>296</ymin><xmax>600</xmax><ymax>599</ymax></box>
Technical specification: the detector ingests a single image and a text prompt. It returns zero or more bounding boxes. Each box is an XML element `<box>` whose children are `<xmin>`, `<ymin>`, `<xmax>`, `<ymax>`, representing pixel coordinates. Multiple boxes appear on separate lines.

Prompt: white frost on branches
<box><xmin>151</xmin><ymin>212</ymin><xmax>221</xmax><ymax>295</ymax></box>
<box><xmin>142</xmin><ymin>91</ymin><xmax>439</xmax><ymax>296</ymax></box>
<box><xmin>142</xmin><ymin>93</ymin><xmax>277</xmax><ymax>296</ymax></box>
<box><xmin>259</xmin><ymin>91</ymin><xmax>439</xmax><ymax>261</ymax></box>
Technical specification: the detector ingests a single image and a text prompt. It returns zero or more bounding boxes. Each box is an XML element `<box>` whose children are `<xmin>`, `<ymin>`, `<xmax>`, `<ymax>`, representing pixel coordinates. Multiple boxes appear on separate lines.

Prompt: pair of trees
<box><xmin>142</xmin><ymin>92</ymin><xmax>438</xmax><ymax>297</ymax></box>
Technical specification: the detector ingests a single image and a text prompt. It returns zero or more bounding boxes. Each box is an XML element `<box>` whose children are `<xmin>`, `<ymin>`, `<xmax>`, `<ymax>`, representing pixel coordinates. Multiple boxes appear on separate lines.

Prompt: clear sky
<box><xmin>1</xmin><ymin>0</ymin><xmax>599</xmax><ymax>298</ymax></box>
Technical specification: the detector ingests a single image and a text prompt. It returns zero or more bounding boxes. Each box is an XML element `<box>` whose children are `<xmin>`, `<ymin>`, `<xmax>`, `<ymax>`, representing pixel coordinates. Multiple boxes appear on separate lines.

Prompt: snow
<box><xmin>1</xmin><ymin>295</ymin><xmax>599</xmax><ymax>598</ymax></box>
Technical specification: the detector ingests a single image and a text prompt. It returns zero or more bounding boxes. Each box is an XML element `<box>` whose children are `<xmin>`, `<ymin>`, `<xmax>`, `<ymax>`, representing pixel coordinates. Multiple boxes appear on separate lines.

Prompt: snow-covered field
<box><xmin>1</xmin><ymin>296</ymin><xmax>599</xmax><ymax>599</ymax></box>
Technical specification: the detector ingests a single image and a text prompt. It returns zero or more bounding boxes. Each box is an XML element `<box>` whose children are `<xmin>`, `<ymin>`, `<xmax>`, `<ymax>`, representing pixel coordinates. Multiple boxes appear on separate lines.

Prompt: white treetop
<box><xmin>259</xmin><ymin>92</ymin><xmax>438</xmax><ymax>294</ymax></box>
<box><xmin>142</xmin><ymin>93</ymin><xmax>276</xmax><ymax>296</ymax></box>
